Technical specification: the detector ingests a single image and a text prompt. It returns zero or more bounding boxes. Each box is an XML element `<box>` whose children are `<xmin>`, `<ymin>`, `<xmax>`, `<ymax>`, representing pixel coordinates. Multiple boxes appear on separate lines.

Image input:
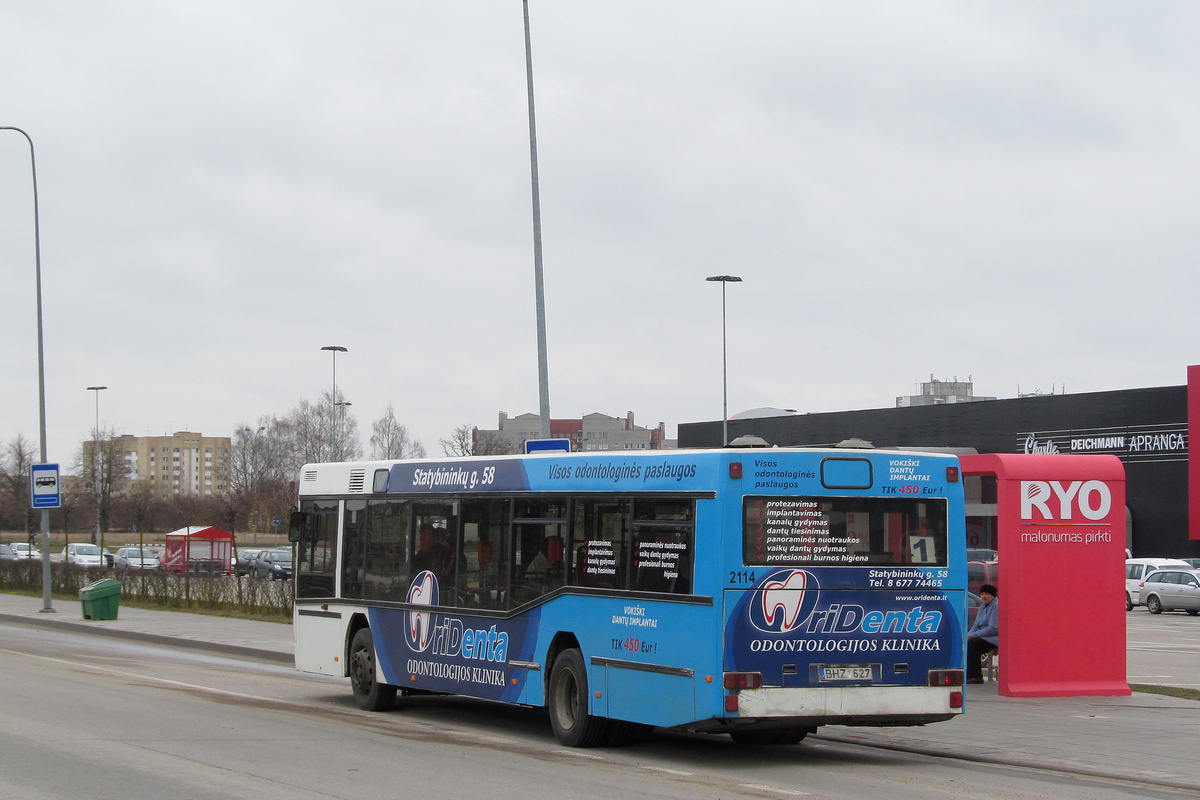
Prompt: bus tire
<box><xmin>603</xmin><ymin>719</ymin><xmax>647</xmax><ymax>747</ymax></box>
<box><xmin>548</xmin><ymin>649</ymin><xmax>608</xmax><ymax>747</ymax></box>
<box><xmin>349</xmin><ymin>628</ymin><xmax>397</xmax><ymax>712</ymax></box>
<box><xmin>775</xmin><ymin>728</ymin><xmax>813</xmax><ymax>745</ymax></box>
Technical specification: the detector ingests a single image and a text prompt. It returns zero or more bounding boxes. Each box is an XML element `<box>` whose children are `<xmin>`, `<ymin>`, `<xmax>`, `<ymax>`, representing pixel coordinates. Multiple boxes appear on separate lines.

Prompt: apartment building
<box><xmin>113</xmin><ymin>431</ymin><xmax>232</xmax><ymax>499</ymax></box>
<box><xmin>478</xmin><ymin>412</ymin><xmax>672</xmax><ymax>453</ymax></box>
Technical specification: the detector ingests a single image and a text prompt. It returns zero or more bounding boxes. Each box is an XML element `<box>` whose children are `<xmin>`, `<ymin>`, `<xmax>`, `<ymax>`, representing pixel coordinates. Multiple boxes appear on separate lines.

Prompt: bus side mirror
<box><xmin>288</xmin><ymin>511</ymin><xmax>307</xmax><ymax>543</ymax></box>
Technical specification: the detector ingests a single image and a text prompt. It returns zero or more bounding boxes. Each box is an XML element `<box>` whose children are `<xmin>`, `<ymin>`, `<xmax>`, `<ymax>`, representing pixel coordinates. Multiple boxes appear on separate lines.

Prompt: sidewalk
<box><xmin>2</xmin><ymin>591</ymin><xmax>1197</xmax><ymax>791</ymax></box>
<box><xmin>0</xmin><ymin>591</ymin><xmax>292</xmax><ymax>663</ymax></box>
<box><xmin>821</xmin><ymin>686</ymin><xmax>1200</xmax><ymax>791</ymax></box>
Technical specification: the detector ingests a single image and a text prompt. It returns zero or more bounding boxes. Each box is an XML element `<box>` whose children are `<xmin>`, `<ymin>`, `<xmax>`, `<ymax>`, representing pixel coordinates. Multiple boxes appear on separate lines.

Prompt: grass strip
<box><xmin>1130</xmin><ymin>683</ymin><xmax>1200</xmax><ymax>702</ymax></box>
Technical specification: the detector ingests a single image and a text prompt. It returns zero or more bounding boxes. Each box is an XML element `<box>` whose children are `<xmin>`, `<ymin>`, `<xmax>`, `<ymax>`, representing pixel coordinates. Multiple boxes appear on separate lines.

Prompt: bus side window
<box><xmin>631</xmin><ymin>499</ymin><xmax>694</xmax><ymax>594</ymax></box>
<box><xmin>460</xmin><ymin>498</ymin><xmax>509</xmax><ymax>611</ymax></box>
<box><xmin>569</xmin><ymin>499</ymin><xmax>629</xmax><ymax>590</ymax></box>
<box><xmin>364</xmin><ymin>499</ymin><xmax>411</xmax><ymax>602</ymax></box>
<box><xmin>341</xmin><ymin>499</ymin><xmax>367</xmax><ymax>599</ymax></box>
<box><xmin>297</xmin><ymin>500</ymin><xmax>338</xmax><ymax>599</ymax></box>
<box><xmin>412</xmin><ymin>502</ymin><xmax>460</xmax><ymax>606</ymax></box>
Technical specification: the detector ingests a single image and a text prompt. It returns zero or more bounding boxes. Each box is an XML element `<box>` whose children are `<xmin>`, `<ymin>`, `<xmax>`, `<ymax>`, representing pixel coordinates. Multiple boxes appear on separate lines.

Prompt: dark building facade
<box><xmin>679</xmin><ymin>385</ymin><xmax>1191</xmax><ymax>559</ymax></box>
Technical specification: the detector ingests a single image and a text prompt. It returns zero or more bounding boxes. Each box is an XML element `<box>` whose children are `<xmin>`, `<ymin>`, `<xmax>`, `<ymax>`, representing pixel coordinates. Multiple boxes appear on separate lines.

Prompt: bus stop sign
<box><xmin>30</xmin><ymin>463</ymin><xmax>61</xmax><ymax>508</ymax></box>
<box><xmin>525</xmin><ymin>438</ymin><xmax>572</xmax><ymax>454</ymax></box>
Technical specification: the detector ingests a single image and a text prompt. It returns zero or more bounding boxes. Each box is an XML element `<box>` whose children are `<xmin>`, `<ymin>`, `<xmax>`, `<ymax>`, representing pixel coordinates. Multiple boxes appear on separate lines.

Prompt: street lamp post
<box><xmin>523</xmin><ymin>0</ymin><xmax>552</xmax><ymax>439</ymax></box>
<box><xmin>320</xmin><ymin>345</ymin><xmax>347</xmax><ymax>461</ymax></box>
<box><xmin>335</xmin><ymin>402</ymin><xmax>352</xmax><ymax>461</ymax></box>
<box><xmin>706</xmin><ymin>275</ymin><xmax>743</xmax><ymax>447</ymax></box>
<box><xmin>87</xmin><ymin>386</ymin><xmax>107</xmax><ymax>546</ymax></box>
<box><xmin>1</xmin><ymin>125</ymin><xmax>53</xmax><ymax>610</ymax></box>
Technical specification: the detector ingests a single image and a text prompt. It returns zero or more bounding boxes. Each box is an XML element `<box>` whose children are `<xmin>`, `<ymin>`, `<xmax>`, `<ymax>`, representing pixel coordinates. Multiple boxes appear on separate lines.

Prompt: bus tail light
<box><xmin>723</xmin><ymin>672</ymin><xmax>762</xmax><ymax>690</ymax></box>
<box><xmin>724</xmin><ymin>695</ymin><xmax>739</xmax><ymax>713</ymax></box>
<box><xmin>950</xmin><ymin>691</ymin><xmax>963</xmax><ymax>709</ymax></box>
<box><xmin>928</xmin><ymin>669</ymin><xmax>963</xmax><ymax>687</ymax></box>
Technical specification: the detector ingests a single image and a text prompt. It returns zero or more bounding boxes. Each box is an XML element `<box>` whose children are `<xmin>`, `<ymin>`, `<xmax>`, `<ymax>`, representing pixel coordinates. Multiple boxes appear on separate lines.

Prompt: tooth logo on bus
<box><xmin>405</xmin><ymin>571</ymin><xmax>439</xmax><ymax>652</ymax></box>
<box><xmin>749</xmin><ymin>569</ymin><xmax>820</xmax><ymax>633</ymax></box>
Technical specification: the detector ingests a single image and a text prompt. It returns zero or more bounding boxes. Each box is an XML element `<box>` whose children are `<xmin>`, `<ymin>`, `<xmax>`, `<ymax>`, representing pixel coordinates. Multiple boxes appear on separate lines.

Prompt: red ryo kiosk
<box><xmin>960</xmin><ymin>453</ymin><xmax>1130</xmax><ymax>698</ymax></box>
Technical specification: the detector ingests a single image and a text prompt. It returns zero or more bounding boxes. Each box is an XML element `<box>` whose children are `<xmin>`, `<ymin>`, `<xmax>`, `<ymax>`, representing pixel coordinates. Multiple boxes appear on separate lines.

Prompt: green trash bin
<box><xmin>79</xmin><ymin>578</ymin><xmax>122</xmax><ymax>621</ymax></box>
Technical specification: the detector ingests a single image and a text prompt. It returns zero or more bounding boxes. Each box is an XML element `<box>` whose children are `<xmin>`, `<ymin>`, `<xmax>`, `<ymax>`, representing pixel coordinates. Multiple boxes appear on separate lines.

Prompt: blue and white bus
<box><xmin>290</xmin><ymin>447</ymin><xmax>967</xmax><ymax>746</ymax></box>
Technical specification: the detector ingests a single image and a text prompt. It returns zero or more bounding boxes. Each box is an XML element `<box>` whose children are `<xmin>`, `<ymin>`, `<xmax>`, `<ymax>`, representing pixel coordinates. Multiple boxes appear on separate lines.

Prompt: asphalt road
<box><xmin>1125</xmin><ymin>606</ymin><xmax>1200</xmax><ymax>688</ymax></box>
<box><xmin>1</xmin><ymin>621</ymin><xmax>1193</xmax><ymax>800</ymax></box>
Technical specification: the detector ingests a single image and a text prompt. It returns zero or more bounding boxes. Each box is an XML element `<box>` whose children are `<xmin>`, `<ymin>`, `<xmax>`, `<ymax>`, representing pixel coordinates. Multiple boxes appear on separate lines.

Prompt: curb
<box><xmin>0</xmin><ymin>611</ymin><xmax>292</xmax><ymax>664</ymax></box>
<box><xmin>814</xmin><ymin>732</ymin><xmax>1200</xmax><ymax>794</ymax></box>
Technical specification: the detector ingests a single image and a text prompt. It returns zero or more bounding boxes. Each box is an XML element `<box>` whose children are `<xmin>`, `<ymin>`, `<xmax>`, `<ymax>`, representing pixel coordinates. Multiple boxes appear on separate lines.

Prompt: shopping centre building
<box><xmin>678</xmin><ymin>374</ymin><xmax>1196</xmax><ymax>559</ymax></box>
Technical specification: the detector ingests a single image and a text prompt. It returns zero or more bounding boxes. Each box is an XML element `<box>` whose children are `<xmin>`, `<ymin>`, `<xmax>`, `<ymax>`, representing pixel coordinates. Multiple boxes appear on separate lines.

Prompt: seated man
<box><xmin>966</xmin><ymin>583</ymin><xmax>999</xmax><ymax>684</ymax></box>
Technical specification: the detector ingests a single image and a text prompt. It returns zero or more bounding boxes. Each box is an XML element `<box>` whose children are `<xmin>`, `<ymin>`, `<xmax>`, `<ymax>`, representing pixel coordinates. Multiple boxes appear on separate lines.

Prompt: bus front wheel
<box><xmin>349</xmin><ymin>628</ymin><xmax>397</xmax><ymax>712</ymax></box>
<box><xmin>548</xmin><ymin>649</ymin><xmax>608</xmax><ymax>747</ymax></box>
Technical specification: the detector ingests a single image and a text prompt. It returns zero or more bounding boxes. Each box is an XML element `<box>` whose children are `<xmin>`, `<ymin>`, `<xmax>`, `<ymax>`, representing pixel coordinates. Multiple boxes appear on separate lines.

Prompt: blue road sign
<box><xmin>30</xmin><ymin>463</ymin><xmax>61</xmax><ymax>509</ymax></box>
<box><xmin>525</xmin><ymin>438</ymin><xmax>572</xmax><ymax>454</ymax></box>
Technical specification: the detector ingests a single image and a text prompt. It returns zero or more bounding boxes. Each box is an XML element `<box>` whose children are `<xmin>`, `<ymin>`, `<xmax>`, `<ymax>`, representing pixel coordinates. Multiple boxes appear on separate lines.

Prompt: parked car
<box><xmin>0</xmin><ymin>544</ymin><xmax>15</xmax><ymax>561</ymax></box>
<box><xmin>967</xmin><ymin>560</ymin><xmax>999</xmax><ymax>598</ymax></box>
<box><xmin>1138</xmin><ymin>568</ymin><xmax>1200</xmax><ymax>615</ymax></box>
<box><xmin>235</xmin><ymin>548</ymin><xmax>265</xmax><ymax>576</ymax></box>
<box><xmin>114</xmin><ymin>546</ymin><xmax>160</xmax><ymax>570</ymax></box>
<box><xmin>62</xmin><ymin>543</ymin><xmax>104</xmax><ymax>567</ymax></box>
<box><xmin>967</xmin><ymin>548</ymin><xmax>998</xmax><ymax>563</ymax></box>
<box><xmin>1126</xmin><ymin>558</ymin><xmax>1192</xmax><ymax>610</ymax></box>
<box><xmin>1180</xmin><ymin>558</ymin><xmax>1200</xmax><ymax>569</ymax></box>
<box><xmin>102</xmin><ymin>548</ymin><xmax>115</xmax><ymax>568</ymax></box>
<box><xmin>251</xmin><ymin>549</ymin><xmax>292</xmax><ymax>580</ymax></box>
<box><xmin>966</xmin><ymin>591</ymin><xmax>982</xmax><ymax>627</ymax></box>
<box><xmin>11</xmin><ymin>543</ymin><xmax>40</xmax><ymax>560</ymax></box>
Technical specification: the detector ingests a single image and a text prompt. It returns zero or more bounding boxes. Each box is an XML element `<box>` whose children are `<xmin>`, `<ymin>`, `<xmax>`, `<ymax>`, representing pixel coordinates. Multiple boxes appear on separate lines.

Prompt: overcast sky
<box><xmin>2</xmin><ymin>1</ymin><xmax>1197</xmax><ymax>468</ymax></box>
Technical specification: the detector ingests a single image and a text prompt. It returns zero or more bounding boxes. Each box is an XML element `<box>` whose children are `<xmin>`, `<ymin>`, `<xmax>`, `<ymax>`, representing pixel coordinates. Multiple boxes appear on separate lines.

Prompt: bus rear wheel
<box><xmin>548</xmin><ymin>649</ymin><xmax>608</xmax><ymax>747</ymax></box>
<box><xmin>349</xmin><ymin>628</ymin><xmax>397</xmax><ymax>712</ymax></box>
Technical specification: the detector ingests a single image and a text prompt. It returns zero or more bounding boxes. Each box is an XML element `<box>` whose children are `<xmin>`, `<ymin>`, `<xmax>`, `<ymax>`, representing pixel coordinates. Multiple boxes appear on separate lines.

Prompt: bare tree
<box><xmin>76</xmin><ymin>425</ymin><xmax>126</xmax><ymax>536</ymax></box>
<box><xmin>370</xmin><ymin>404</ymin><xmax>426</xmax><ymax>460</ymax></box>
<box><xmin>437</xmin><ymin>425</ymin><xmax>517</xmax><ymax>457</ymax></box>
<box><xmin>474</xmin><ymin>429</ymin><xmax>519</xmax><ymax>456</ymax></box>
<box><xmin>275</xmin><ymin>391</ymin><xmax>363</xmax><ymax>472</ymax></box>
<box><xmin>439</xmin><ymin>424</ymin><xmax>475</xmax><ymax>457</ymax></box>
<box><xmin>0</xmin><ymin>433</ymin><xmax>37</xmax><ymax>532</ymax></box>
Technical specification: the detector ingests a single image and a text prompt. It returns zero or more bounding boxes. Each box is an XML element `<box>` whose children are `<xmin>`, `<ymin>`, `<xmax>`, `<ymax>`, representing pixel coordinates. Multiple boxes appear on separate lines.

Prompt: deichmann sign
<box><xmin>1019</xmin><ymin>424</ymin><xmax>1187</xmax><ymax>463</ymax></box>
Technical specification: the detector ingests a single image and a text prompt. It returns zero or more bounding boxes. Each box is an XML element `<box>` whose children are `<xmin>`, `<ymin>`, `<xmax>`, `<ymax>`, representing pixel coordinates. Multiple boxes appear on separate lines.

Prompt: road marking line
<box><xmin>642</xmin><ymin>766</ymin><xmax>694</xmax><ymax>776</ymax></box>
<box><xmin>738</xmin><ymin>783</ymin><xmax>810</xmax><ymax>796</ymax></box>
<box><xmin>553</xmin><ymin>750</ymin><xmax>606</xmax><ymax>760</ymax></box>
<box><xmin>0</xmin><ymin>647</ymin><xmax>274</xmax><ymax>701</ymax></box>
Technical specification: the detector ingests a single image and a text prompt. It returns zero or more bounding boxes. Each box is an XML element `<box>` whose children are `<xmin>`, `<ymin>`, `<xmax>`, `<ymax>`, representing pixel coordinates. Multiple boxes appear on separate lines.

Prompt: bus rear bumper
<box><xmin>688</xmin><ymin>685</ymin><xmax>962</xmax><ymax>732</ymax></box>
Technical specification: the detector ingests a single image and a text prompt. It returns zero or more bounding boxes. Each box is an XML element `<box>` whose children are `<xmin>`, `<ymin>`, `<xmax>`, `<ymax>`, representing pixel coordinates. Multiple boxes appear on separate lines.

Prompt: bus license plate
<box><xmin>819</xmin><ymin>666</ymin><xmax>872</xmax><ymax>682</ymax></box>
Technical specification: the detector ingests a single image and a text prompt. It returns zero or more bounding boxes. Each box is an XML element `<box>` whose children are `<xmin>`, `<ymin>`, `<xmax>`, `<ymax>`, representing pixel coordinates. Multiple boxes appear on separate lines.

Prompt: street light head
<box><xmin>706</xmin><ymin>275</ymin><xmax>743</xmax><ymax>283</ymax></box>
<box><xmin>321</xmin><ymin>345</ymin><xmax>348</xmax><ymax>353</ymax></box>
<box><xmin>86</xmin><ymin>385</ymin><xmax>108</xmax><ymax>391</ymax></box>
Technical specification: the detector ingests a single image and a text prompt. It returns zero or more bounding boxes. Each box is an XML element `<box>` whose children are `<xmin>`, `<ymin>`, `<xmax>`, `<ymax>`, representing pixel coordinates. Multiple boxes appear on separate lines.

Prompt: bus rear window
<box><xmin>743</xmin><ymin>495</ymin><xmax>947</xmax><ymax>567</ymax></box>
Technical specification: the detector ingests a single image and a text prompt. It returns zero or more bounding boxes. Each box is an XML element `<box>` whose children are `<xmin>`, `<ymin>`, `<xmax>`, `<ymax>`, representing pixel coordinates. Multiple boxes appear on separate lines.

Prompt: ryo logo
<box><xmin>1021</xmin><ymin>480</ymin><xmax>1112</xmax><ymax>521</ymax></box>
<box><xmin>405</xmin><ymin>571</ymin><xmax>438</xmax><ymax>652</ymax></box>
<box><xmin>748</xmin><ymin>569</ymin><xmax>820</xmax><ymax>633</ymax></box>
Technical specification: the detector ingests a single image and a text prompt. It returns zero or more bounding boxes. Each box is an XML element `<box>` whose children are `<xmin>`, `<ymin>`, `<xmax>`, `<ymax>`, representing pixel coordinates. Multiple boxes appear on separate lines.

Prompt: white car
<box><xmin>1126</xmin><ymin>558</ymin><xmax>1192</xmax><ymax>610</ymax></box>
<box><xmin>62</xmin><ymin>543</ymin><xmax>104</xmax><ymax>567</ymax></box>
<box><xmin>11</xmin><ymin>543</ymin><xmax>41</xmax><ymax>560</ymax></box>
<box><xmin>114</xmin><ymin>546</ymin><xmax>160</xmax><ymax>570</ymax></box>
<box><xmin>1138</xmin><ymin>568</ymin><xmax>1200</xmax><ymax>615</ymax></box>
